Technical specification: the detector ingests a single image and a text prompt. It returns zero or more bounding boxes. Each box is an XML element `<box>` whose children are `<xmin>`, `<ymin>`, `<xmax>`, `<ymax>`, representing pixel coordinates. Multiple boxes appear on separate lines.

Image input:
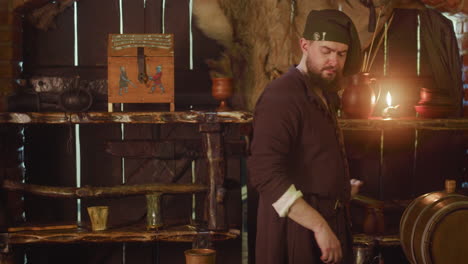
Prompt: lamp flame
<box><xmin>386</xmin><ymin>91</ymin><xmax>392</xmax><ymax>107</ymax></box>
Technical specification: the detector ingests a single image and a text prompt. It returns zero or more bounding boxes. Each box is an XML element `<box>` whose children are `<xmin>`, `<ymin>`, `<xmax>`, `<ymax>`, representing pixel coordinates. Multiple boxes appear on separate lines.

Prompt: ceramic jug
<box><xmin>342</xmin><ymin>72</ymin><xmax>376</xmax><ymax>119</ymax></box>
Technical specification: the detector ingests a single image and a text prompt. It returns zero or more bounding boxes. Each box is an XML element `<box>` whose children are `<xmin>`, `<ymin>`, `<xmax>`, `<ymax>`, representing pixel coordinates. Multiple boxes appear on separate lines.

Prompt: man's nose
<box><xmin>327</xmin><ymin>54</ymin><xmax>338</xmax><ymax>67</ymax></box>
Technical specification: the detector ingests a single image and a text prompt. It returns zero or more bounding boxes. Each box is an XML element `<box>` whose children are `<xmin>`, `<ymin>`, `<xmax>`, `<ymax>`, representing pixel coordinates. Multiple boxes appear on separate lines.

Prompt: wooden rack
<box><xmin>0</xmin><ymin>111</ymin><xmax>253</xmax><ymax>264</ymax></box>
<box><xmin>1</xmin><ymin>111</ymin><xmax>468</xmax><ymax>262</ymax></box>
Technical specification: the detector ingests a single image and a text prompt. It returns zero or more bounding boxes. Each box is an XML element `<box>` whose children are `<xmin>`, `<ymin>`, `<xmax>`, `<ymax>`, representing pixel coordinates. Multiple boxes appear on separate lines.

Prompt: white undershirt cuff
<box><xmin>272</xmin><ymin>184</ymin><xmax>303</xmax><ymax>217</ymax></box>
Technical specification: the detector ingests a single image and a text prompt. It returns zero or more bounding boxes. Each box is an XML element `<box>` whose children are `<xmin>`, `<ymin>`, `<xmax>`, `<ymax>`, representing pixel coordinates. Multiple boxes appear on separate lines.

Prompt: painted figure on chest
<box><xmin>148</xmin><ymin>65</ymin><xmax>165</xmax><ymax>94</ymax></box>
<box><xmin>118</xmin><ymin>66</ymin><xmax>136</xmax><ymax>96</ymax></box>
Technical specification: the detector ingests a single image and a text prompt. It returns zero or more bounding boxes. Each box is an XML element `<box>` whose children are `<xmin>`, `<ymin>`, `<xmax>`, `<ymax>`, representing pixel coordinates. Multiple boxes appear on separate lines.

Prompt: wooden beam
<box><xmin>200</xmin><ymin>123</ymin><xmax>227</xmax><ymax>231</ymax></box>
<box><xmin>338</xmin><ymin>118</ymin><xmax>468</xmax><ymax>131</ymax></box>
<box><xmin>2</xmin><ymin>180</ymin><xmax>208</xmax><ymax>198</ymax></box>
<box><xmin>3</xmin><ymin>112</ymin><xmax>468</xmax><ymax>130</ymax></box>
<box><xmin>7</xmin><ymin>224</ymin><xmax>238</xmax><ymax>244</ymax></box>
<box><xmin>0</xmin><ymin>111</ymin><xmax>253</xmax><ymax>124</ymax></box>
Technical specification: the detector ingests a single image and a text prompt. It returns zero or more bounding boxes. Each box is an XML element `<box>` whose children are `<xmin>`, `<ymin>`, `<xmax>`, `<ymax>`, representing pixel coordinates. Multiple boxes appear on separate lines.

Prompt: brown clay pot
<box><xmin>414</xmin><ymin>104</ymin><xmax>456</xmax><ymax>118</ymax></box>
<box><xmin>341</xmin><ymin>72</ymin><xmax>376</xmax><ymax>119</ymax></box>
<box><xmin>418</xmin><ymin>87</ymin><xmax>451</xmax><ymax>105</ymax></box>
<box><xmin>184</xmin><ymin>248</ymin><xmax>216</xmax><ymax>264</ymax></box>
<box><xmin>211</xmin><ymin>77</ymin><xmax>233</xmax><ymax>112</ymax></box>
<box><xmin>363</xmin><ymin>207</ymin><xmax>385</xmax><ymax>235</ymax></box>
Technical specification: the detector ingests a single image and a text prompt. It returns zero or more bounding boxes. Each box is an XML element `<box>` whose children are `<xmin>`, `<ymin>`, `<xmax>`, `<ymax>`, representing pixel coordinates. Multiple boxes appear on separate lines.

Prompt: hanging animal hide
<box><xmin>27</xmin><ymin>0</ymin><xmax>75</xmax><ymax>31</ymax></box>
<box><xmin>420</xmin><ymin>0</ymin><xmax>466</xmax><ymax>13</ymax></box>
<box><xmin>193</xmin><ymin>0</ymin><xmax>425</xmax><ymax>110</ymax></box>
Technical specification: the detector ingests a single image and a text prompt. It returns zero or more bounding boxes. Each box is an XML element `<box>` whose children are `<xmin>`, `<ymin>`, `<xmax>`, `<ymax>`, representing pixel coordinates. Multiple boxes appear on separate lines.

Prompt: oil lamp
<box><xmin>382</xmin><ymin>91</ymin><xmax>399</xmax><ymax>118</ymax></box>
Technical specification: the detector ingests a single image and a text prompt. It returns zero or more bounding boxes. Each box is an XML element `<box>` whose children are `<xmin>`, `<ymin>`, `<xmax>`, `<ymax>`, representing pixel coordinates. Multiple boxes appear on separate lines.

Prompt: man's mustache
<box><xmin>321</xmin><ymin>66</ymin><xmax>336</xmax><ymax>72</ymax></box>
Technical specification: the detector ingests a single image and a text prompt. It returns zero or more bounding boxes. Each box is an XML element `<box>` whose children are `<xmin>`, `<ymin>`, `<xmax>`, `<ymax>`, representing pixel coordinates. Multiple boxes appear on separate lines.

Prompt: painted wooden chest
<box><xmin>108</xmin><ymin>34</ymin><xmax>175</xmax><ymax>111</ymax></box>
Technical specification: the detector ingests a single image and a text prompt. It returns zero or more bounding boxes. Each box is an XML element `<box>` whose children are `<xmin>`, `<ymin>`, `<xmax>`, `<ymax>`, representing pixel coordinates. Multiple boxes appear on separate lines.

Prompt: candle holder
<box><xmin>382</xmin><ymin>105</ymin><xmax>400</xmax><ymax>118</ymax></box>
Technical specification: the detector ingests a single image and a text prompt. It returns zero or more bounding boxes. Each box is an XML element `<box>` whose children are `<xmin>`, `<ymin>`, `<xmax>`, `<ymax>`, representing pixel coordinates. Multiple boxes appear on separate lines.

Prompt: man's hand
<box><xmin>314</xmin><ymin>221</ymin><xmax>342</xmax><ymax>263</ymax></box>
<box><xmin>350</xmin><ymin>179</ymin><xmax>363</xmax><ymax>197</ymax></box>
<box><xmin>287</xmin><ymin>198</ymin><xmax>342</xmax><ymax>263</ymax></box>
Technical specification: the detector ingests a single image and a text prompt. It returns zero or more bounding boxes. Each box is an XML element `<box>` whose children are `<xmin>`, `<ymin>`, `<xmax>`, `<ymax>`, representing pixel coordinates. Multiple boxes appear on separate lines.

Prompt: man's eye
<box><xmin>321</xmin><ymin>48</ymin><xmax>331</xmax><ymax>54</ymax></box>
<box><xmin>338</xmin><ymin>52</ymin><xmax>347</xmax><ymax>57</ymax></box>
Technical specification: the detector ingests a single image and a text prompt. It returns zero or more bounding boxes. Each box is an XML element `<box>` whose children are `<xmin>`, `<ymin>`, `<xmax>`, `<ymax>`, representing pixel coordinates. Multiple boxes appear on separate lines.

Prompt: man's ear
<box><xmin>299</xmin><ymin>38</ymin><xmax>310</xmax><ymax>53</ymax></box>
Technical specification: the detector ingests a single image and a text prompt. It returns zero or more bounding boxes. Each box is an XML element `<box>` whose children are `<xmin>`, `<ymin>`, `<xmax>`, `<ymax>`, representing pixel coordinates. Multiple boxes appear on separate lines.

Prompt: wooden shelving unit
<box><xmin>1</xmin><ymin>111</ymin><xmax>468</xmax><ymax>262</ymax></box>
<box><xmin>0</xmin><ymin>111</ymin><xmax>253</xmax><ymax>264</ymax></box>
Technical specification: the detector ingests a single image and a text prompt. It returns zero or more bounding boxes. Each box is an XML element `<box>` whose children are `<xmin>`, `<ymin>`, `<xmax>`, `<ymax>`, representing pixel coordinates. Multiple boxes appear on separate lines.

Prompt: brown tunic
<box><xmin>248</xmin><ymin>67</ymin><xmax>352</xmax><ymax>264</ymax></box>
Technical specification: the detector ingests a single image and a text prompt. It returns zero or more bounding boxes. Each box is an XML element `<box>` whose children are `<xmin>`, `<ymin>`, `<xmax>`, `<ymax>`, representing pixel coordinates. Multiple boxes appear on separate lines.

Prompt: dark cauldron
<box><xmin>59</xmin><ymin>89</ymin><xmax>93</xmax><ymax>112</ymax></box>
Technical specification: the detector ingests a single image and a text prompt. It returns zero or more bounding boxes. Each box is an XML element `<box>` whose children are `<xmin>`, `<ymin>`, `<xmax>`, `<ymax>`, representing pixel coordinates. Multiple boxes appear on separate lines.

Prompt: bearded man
<box><xmin>248</xmin><ymin>9</ymin><xmax>363</xmax><ymax>264</ymax></box>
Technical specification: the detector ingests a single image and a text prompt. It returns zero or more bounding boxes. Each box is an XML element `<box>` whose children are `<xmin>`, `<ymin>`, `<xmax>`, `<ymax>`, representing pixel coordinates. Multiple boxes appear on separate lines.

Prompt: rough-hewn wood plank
<box><xmin>339</xmin><ymin>118</ymin><xmax>468</xmax><ymax>130</ymax></box>
<box><xmin>4</xmin><ymin>112</ymin><xmax>468</xmax><ymax>130</ymax></box>
<box><xmin>7</xmin><ymin>224</ymin><xmax>238</xmax><ymax>244</ymax></box>
<box><xmin>3</xmin><ymin>180</ymin><xmax>207</xmax><ymax>197</ymax></box>
<box><xmin>200</xmin><ymin>123</ymin><xmax>226</xmax><ymax>231</ymax></box>
<box><xmin>0</xmin><ymin>111</ymin><xmax>254</xmax><ymax>124</ymax></box>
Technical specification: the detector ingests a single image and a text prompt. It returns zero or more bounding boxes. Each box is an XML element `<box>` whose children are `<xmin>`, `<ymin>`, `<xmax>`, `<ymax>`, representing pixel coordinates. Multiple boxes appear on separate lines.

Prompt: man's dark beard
<box><xmin>306</xmin><ymin>70</ymin><xmax>342</xmax><ymax>92</ymax></box>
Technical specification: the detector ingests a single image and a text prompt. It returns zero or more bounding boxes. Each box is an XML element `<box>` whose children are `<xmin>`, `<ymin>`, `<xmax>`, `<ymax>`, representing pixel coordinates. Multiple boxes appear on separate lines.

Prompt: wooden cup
<box><xmin>184</xmin><ymin>248</ymin><xmax>216</xmax><ymax>264</ymax></box>
<box><xmin>87</xmin><ymin>206</ymin><xmax>109</xmax><ymax>231</ymax></box>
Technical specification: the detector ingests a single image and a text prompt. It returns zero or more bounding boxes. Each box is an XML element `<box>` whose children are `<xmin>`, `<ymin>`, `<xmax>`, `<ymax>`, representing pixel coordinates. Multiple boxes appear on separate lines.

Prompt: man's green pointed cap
<box><xmin>303</xmin><ymin>9</ymin><xmax>362</xmax><ymax>76</ymax></box>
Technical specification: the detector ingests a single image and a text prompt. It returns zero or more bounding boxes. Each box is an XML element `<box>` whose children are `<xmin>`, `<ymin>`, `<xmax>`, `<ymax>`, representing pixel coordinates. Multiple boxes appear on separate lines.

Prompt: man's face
<box><xmin>304</xmin><ymin>40</ymin><xmax>348</xmax><ymax>84</ymax></box>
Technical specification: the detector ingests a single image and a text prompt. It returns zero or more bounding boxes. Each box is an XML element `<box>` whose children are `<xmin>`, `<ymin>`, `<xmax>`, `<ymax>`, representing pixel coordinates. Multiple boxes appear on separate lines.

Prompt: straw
<box><xmin>364</xmin><ymin>8</ymin><xmax>383</xmax><ymax>71</ymax></box>
<box><xmin>367</xmin><ymin>13</ymin><xmax>394</xmax><ymax>72</ymax></box>
<box><xmin>361</xmin><ymin>52</ymin><xmax>368</xmax><ymax>72</ymax></box>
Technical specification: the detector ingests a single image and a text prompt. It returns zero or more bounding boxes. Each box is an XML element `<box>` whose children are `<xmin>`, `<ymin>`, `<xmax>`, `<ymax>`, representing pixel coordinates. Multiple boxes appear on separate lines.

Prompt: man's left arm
<box><xmin>350</xmin><ymin>179</ymin><xmax>363</xmax><ymax>197</ymax></box>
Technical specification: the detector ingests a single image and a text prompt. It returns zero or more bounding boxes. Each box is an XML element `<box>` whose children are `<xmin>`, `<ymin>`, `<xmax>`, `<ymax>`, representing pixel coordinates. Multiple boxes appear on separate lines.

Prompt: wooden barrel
<box><xmin>400</xmin><ymin>191</ymin><xmax>468</xmax><ymax>264</ymax></box>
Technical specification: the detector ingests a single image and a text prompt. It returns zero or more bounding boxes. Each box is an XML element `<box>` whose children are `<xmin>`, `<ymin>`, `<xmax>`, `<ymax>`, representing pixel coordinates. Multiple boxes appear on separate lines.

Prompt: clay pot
<box><xmin>59</xmin><ymin>89</ymin><xmax>93</xmax><ymax>112</ymax></box>
<box><xmin>211</xmin><ymin>77</ymin><xmax>233</xmax><ymax>112</ymax></box>
<box><xmin>184</xmin><ymin>248</ymin><xmax>216</xmax><ymax>264</ymax></box>
<box><xmin>363</xmin><ymin>207</ymin><xmax>385</xmax><ymax>235</ymax></box>
<box><xmin>414</xmin><ymin>105</ymin><xmax>456</xmax><ymax>118</ymax></box>
<box><xmin>341</xmin><ymin>72</ymin><xmax>376</xmax><ymax>119</ymax></box>
<box><xmin>418</xmin><ymin>87</ymin><xmax>451</xmax><ymax>105</ymax></box>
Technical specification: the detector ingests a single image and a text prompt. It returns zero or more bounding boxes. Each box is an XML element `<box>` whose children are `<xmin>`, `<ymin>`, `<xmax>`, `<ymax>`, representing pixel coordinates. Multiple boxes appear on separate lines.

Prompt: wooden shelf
<box><xmin>1</xmin><ymin>111</ymin><xmax>468</xmax><ymax>130</ymax></box>
<box><xmin>0</xmin><ymin>111</ymin><xmax>253</xmax><ymax>124</ymax></box>
<box><xmin>2</xmin><ymin>180</ymin><xmax>207</xmax><ymax>198</ymax></box>
<box><xmin>7</xmin><ymin>224</ymin><xmax>239</xmax><ymax>244</ymax></box>
<box><xmin>339</xmin><ymin>118</ymin><xmax>468</xmax><ymax>131</ymax></box>
<box><xmin>353</xmin><ymin>233</ymin><xmax>400</xmax><ymax>247</ymax></box>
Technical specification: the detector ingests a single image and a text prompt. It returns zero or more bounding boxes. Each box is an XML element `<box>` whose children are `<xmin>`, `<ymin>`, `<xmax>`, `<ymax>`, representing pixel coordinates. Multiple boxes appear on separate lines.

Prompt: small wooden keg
<box><xmin>400</xmin><ymin>181</ymin><xmax>468</xmax><ymax>264</ymax></box>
